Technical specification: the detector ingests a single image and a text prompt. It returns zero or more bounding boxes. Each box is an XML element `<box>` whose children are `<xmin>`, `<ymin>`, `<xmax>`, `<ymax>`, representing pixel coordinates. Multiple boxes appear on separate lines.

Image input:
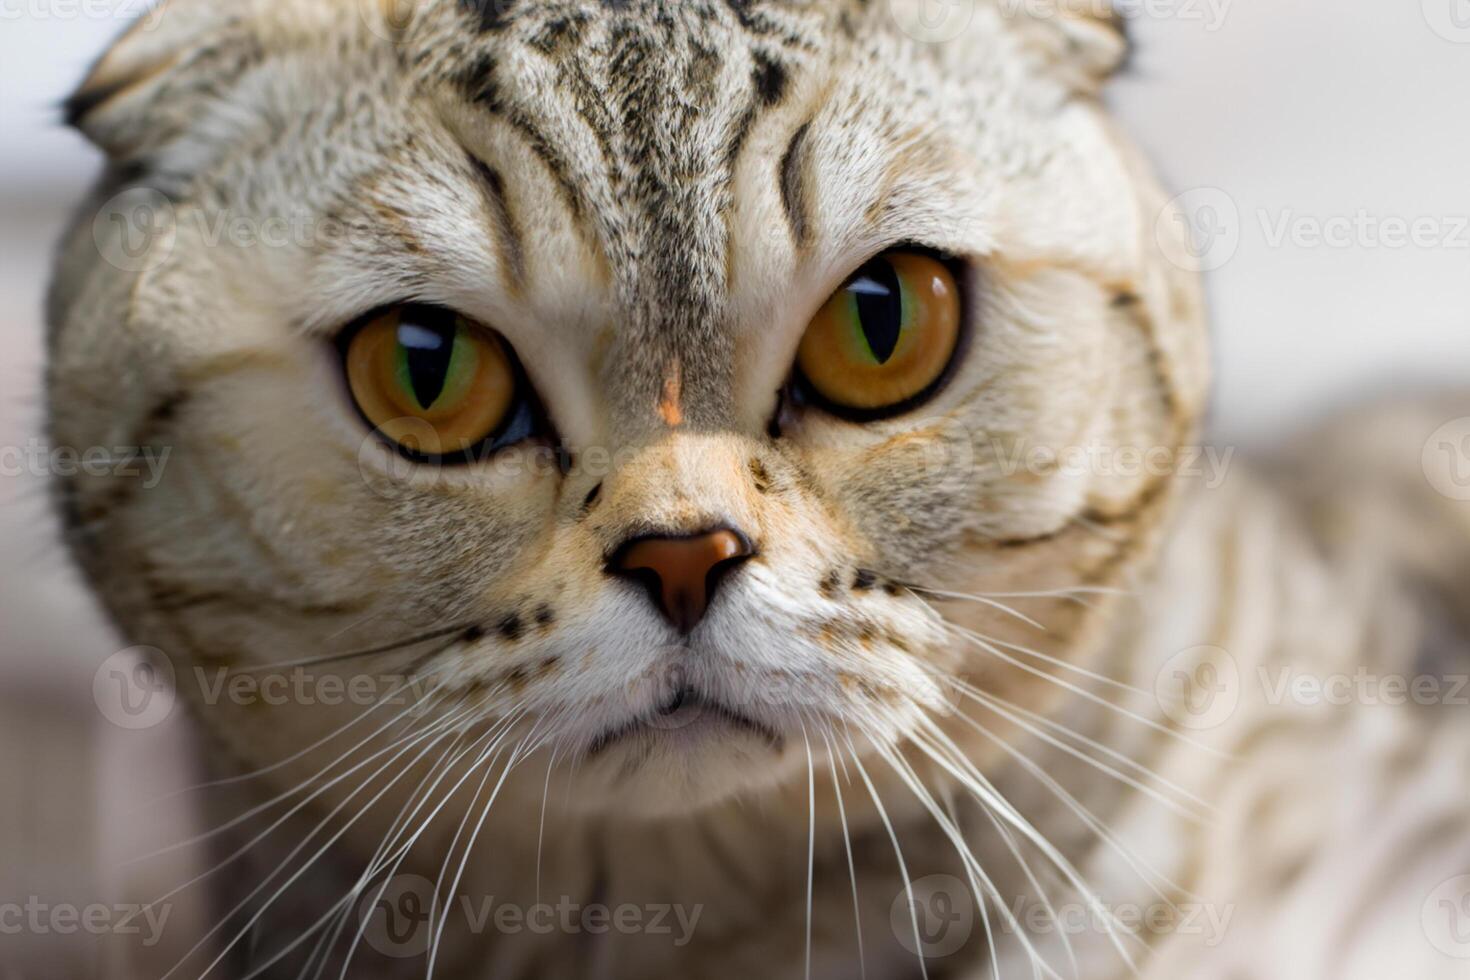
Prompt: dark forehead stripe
<box><xmin>528</xmin><ymin>9</ymin><xmax>591</xmax><ymax>53</ymax></box>
<box><xmin>469</xmin><ymin>159</ymin><xmax>527</xmax><ymax>294</ymax></box>
<box><xmin>599</xmin><ymin>12</ymin><xmax>731</xmax><ymax>424</ymax></box>
<box><xmin>779</xmin><ymin>121</ymin><xmax>812</xmax><ymax>248</ymax></box>
<box><xmin>460</xmin><ymin>0</ymin><xmax>517</xmax><ymax>31</ymax></box>
<box><xmin>751</xmin><ymin>49</ymin><xmax>789</xmax><ymax>105</ymax></box>
<box><xmin>437</xmin><ymin>0</ymin><xmax>814</xmax><ymax>431</ymax></box>
<box><xmin>454</xmin><ymin>53</ymin><xmax>590</xmax><ymax>223</ymax></box>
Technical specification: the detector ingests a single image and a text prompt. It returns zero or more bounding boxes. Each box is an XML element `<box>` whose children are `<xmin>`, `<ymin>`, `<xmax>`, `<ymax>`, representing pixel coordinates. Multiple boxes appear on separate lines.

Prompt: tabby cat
<box><xmin>47</xmin><ymin>0</ymin><xmax>1470</xmax><ymax>977</ymax></box>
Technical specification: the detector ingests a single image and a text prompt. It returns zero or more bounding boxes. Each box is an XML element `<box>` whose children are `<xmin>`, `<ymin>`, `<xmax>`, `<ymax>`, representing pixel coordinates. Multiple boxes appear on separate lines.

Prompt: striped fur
<box><xmin>47</xmin><ymin>1</ymin><xmax>1470</xmax><ymax>977</ymax></box>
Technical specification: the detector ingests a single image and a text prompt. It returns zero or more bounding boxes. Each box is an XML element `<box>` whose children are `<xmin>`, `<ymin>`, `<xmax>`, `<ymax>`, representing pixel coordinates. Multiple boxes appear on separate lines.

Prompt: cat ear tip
<box><xmin>61</xmin><ymin>85</ymin><xmax>112</xmax><ymax>130</ymax></box>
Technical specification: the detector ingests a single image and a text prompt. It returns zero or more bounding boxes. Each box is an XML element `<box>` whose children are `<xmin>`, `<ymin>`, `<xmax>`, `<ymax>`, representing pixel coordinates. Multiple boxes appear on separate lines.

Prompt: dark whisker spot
<box><xmin>819</xmin><ymin>570</ymin><xmax>843</xmax><ymax>599</ymax></box>
<box><xmin>498</xmin><ymin>614</ymin><xmax>524</xmax><ymax>641</ymax></box>
<box><xmin>853</xmin><ymin>569</ymin><xmax>878</xmax><ymax>591</ymax></box>
<box><xmin>535</xmin><ymin>604</ymin><xmax>556</xmax><ymax>629</ymax></box>
<box><xmin>748</xmin><ymin>457</ymin><xmax>773</xmax><ymax>494</ymax></box>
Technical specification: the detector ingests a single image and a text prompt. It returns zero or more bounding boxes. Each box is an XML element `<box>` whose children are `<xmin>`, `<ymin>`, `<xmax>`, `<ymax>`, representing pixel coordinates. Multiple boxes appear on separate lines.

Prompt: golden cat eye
<box><xmin>795</xmin><ymin>251</ymin><xmax>962</xmax><ymax>415</ymax></box>
<box><xmin>342</xmin><ymin>305</ymin><xmax>521</xmax><ymax>459</ymax></box>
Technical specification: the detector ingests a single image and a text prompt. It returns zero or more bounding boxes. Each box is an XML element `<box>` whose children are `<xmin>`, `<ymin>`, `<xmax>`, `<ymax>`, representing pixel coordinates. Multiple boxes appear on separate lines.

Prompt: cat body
<box><xmin>47</xmin><ymin>1</ymin><xmax>1470</xmax><ymax>976</ymax></box>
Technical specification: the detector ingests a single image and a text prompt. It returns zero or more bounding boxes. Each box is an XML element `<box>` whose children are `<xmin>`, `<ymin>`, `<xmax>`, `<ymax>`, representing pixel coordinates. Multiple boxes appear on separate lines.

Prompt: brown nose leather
<box><xmin>609</xmin><ymin>529</ymin><xmax>753</xmax><ymax>634</ymax></box>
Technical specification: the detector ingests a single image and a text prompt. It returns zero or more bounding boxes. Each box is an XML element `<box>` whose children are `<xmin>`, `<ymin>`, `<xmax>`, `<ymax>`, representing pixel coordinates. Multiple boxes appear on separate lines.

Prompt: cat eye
<box><xmin>340</xmin><ymin>304</ymin><xmax>534</xmax><ymax>461</ymax></box>
<box><xmin>794</xmin><ymin>251</ymin><xmax>962</xmax><ymax>417</ymax></box>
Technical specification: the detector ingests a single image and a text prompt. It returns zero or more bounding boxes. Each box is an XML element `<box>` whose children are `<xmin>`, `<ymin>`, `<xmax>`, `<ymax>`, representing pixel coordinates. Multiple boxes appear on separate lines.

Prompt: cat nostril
<box><xmin>607</xmin><ymin>528</ymin><xmax>754</xmax><ymax>634</ymax></box>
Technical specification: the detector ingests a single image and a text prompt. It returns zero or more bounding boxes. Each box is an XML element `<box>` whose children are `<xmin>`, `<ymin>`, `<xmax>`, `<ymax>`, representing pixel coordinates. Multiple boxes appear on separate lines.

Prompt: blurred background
<box><xmin>2</xmin><ymin>1</ymin><xmax>1469</xmax><ymax>975</ymax></box>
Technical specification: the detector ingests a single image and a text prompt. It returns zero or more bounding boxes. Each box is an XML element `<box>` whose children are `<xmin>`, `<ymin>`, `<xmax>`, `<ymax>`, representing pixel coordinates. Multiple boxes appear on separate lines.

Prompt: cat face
<box><xmin>51</xmin><ymin>0</ymin><xmax>1205</xmax><ymax>815</ymax></box>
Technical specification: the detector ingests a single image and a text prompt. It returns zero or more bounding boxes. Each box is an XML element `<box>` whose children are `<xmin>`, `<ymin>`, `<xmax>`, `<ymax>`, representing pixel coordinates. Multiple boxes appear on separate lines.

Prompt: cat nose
<box><xmin>607</xmin><ymin>528</ymin><xmax>754</xmax><ymax>634</ymax></box>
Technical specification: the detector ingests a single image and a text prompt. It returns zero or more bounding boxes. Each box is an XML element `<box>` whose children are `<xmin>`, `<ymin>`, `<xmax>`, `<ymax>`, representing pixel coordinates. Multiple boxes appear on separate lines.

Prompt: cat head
<box><xmin>51</xmin><ymin>0</ymin><xmax>1206</xmax><ymax>816</ymax></box>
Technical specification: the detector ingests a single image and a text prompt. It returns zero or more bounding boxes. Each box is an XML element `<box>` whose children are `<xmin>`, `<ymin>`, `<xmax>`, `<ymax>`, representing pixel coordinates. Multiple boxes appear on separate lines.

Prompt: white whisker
<box><xmin>818</xmin><ymin>727</ymin><xmax>866</xmax><ymax>980</ymax></box>
<box><xmin>862</xmin><ymin>719</ymin><xmax>1052</xmax><ymax>980</ymax></box>
<box><xmin>801</xmin><ymin>721</ymin><xmax>816</xmax><ymax>980</ymax></box>
<box><xmin>953</xmin><ymin>683</ymin><xmax>1208</xmax><ymax>824</ymax></box>
<box><xmin>940</xmin><ymin>617</ymin><xmax>1227</xmax><ymax>758</ymax></box>
<box><xmin>904</xmin><ymin>718</ymin><xmax>1143</xmax><ymax>973</ymax></box>
<box><xmin>170</xmin><ymin>709</ymin><xmax>480</xmax><ymax>980</ymax></box>
<box><xmin>842</xmin><ymin>726</ymin><xmax>930</xmax><ymax>980</ymax></box>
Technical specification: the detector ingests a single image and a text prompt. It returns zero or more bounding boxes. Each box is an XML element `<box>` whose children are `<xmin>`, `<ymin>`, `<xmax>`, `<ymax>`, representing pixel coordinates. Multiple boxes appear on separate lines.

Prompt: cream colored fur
<box><xmin>47</xmin><ymin>1</ymin><xmax>1470</xmax><ymax>977</ymax></box>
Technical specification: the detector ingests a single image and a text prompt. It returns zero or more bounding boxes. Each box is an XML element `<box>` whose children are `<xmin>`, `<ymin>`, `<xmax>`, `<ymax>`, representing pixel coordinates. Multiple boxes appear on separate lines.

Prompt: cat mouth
<box><xmin>586</xmin><ymin>686</ymin><xmax>784</xmax><ymax>758</ymax></box>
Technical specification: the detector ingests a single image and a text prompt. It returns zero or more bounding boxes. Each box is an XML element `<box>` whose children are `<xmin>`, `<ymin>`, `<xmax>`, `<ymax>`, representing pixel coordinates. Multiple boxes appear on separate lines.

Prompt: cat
<box><xmin>47</xmin><ymin>0</ymin><xmax>1470</xmax><ymax>977</ymax></box>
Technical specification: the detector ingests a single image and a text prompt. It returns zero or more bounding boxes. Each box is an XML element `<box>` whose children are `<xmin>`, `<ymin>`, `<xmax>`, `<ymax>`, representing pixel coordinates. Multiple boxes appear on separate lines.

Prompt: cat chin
<box><xmin>562</xmin><ymin>726</ymin><xmax>803</xmax><ymax>818</ymax></box>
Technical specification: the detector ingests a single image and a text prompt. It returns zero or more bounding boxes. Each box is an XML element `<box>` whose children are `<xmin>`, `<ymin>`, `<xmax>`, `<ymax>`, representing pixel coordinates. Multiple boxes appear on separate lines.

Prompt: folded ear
<box><xmin>999</xmin><ymin>0</ymin><xmax>1130</xmax><ymax>94</ymax></box>
<box><xmin>63</xmin><ymin>0</ymin><xmax>255</xmax><ymax>161</ymax></box>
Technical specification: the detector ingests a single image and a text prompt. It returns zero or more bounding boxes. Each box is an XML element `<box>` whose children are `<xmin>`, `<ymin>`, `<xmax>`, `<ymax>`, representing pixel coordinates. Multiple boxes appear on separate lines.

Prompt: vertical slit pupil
<box><xmin>398</xmin><ymin>307</ymin><xmax>459</xmax><ymax>410</ymax></box>
<box><xmin>847</xmin><ymin>257</ymin><xmax>903</xmax><ymax>364</ymax></box>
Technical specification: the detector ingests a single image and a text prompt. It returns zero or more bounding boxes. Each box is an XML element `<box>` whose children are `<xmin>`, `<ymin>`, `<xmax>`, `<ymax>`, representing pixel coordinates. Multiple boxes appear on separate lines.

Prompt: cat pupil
<box><xmin>847</xmin><ymin>258</ymin><xmax>903</xmax><ymax>364</ymax></box>
<box><xmin>397</xmin><ymin>309</ymin><xmax>458</xmax><ymax>409</ymax></box>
